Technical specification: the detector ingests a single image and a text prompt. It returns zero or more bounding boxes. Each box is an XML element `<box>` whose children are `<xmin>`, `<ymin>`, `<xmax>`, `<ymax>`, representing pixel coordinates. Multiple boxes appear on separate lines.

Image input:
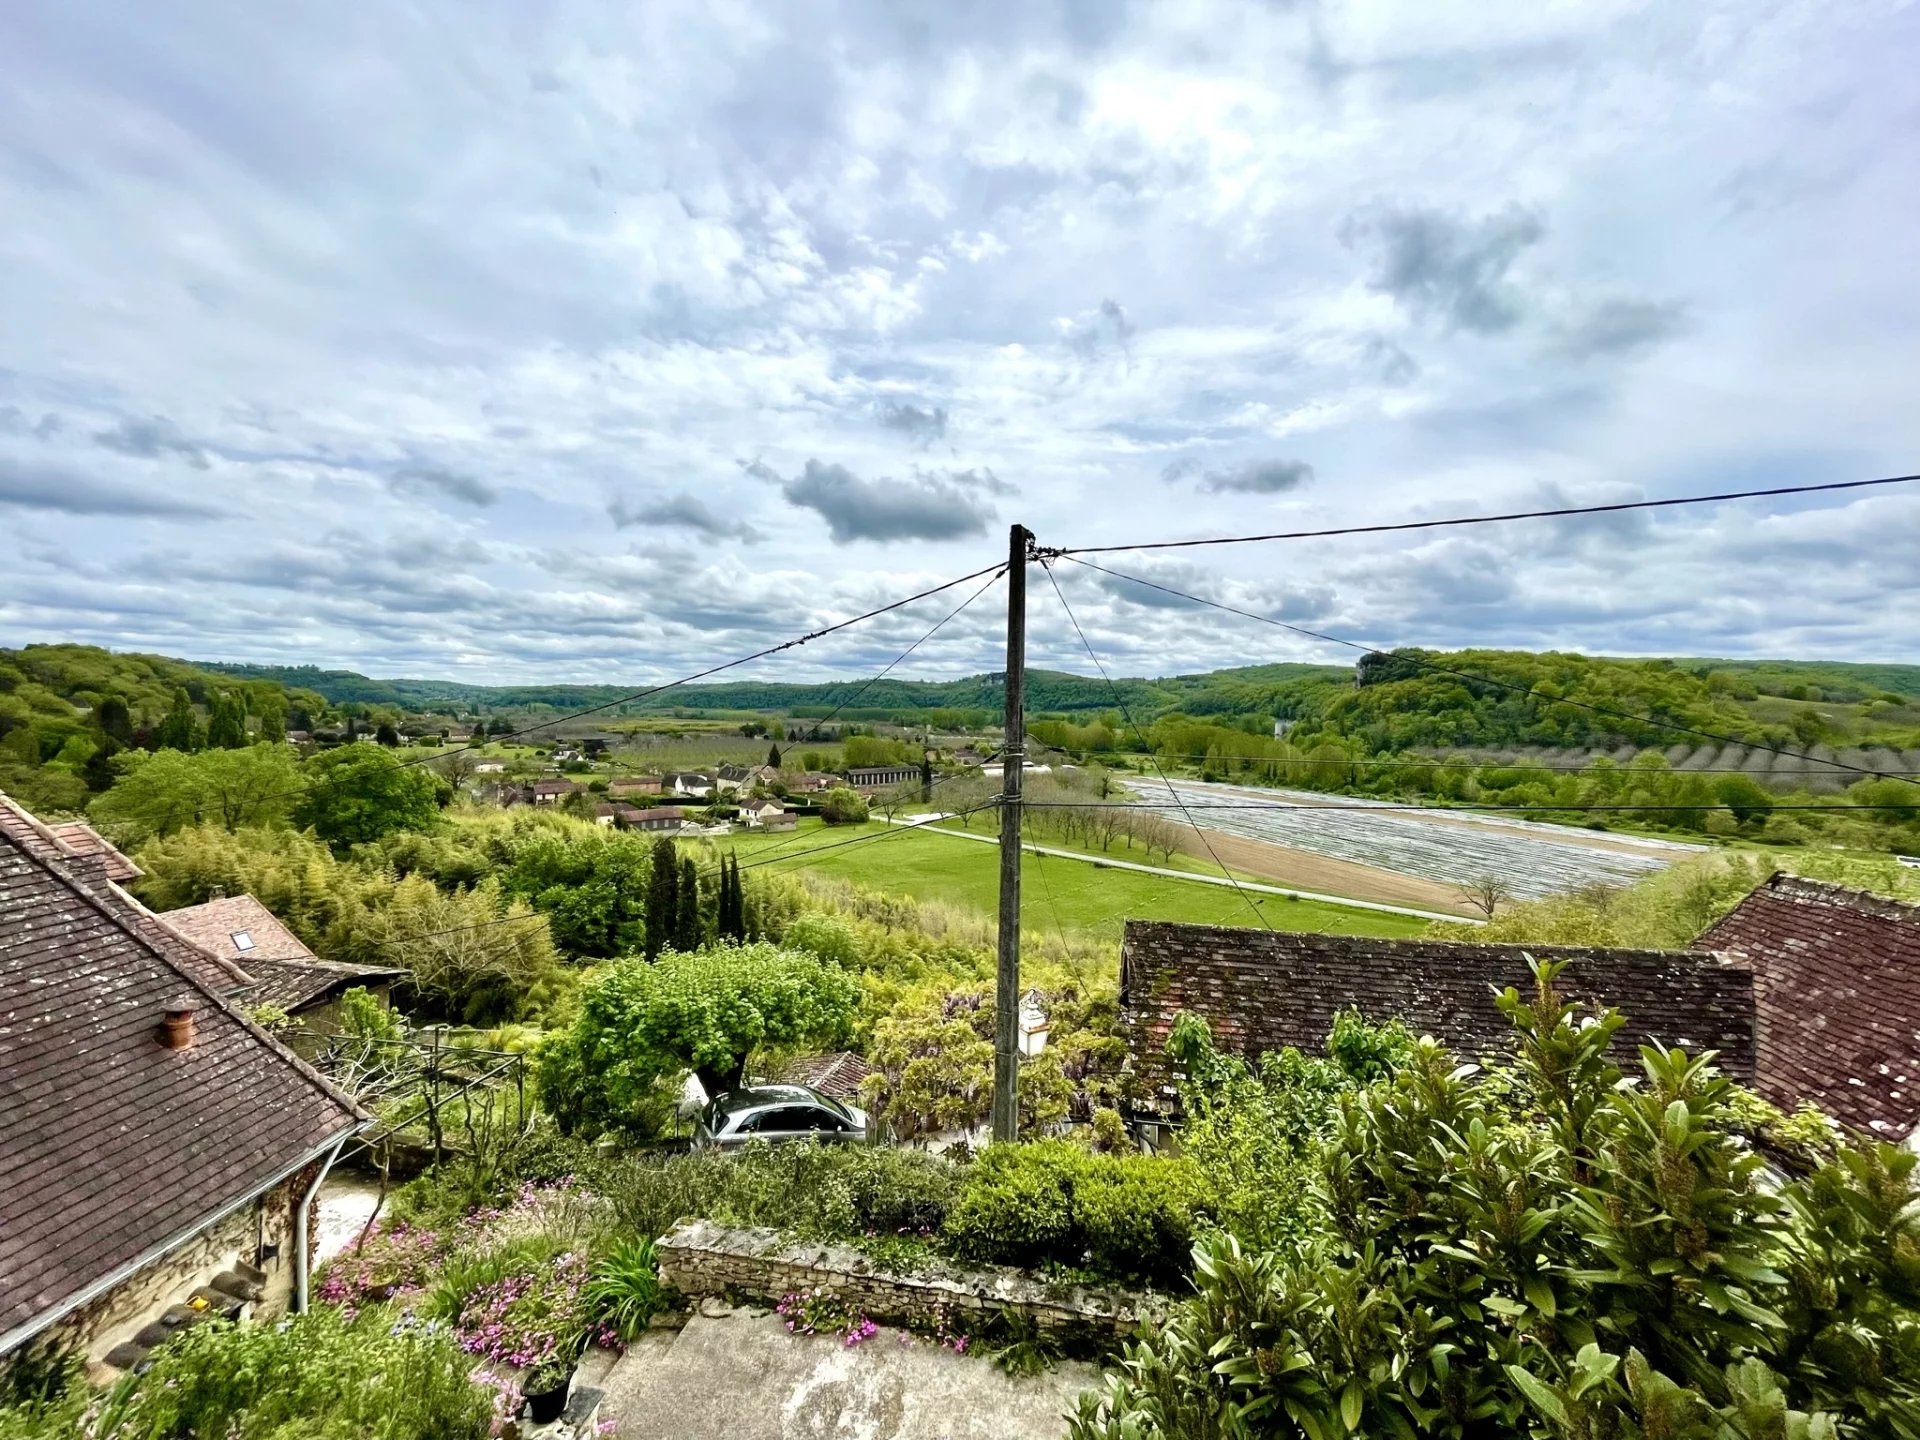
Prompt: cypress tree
<box><xmin>673</xmin><ymin>856</ymin><xmax>702</xmax><ymax>952</ymax></box>
<box><xmin>644</xmin><ymin>838</ymin><xmax>678</xmax><ymax>958</ymax></box>
<box><xmin>206</xmin><ymin>693</ymin><xmax>247</xmax><ymax>749</ymax></box>
<box><xmin>767</xmin><ymin>743</ymin><xmax>782</xmax><ymax>769</ymax></box>
<box><xmin>715</xmin><ymin>854</ymin><xmax>746</xmax><ymax>941</ymax></box>
<box><xmin>155</xmin><ymin>688</ymin><xmax>202</xmax><ymax>752</ymax></box>
<box><xmin>95</xmin><ymin>695</ymin><xmax>135</xmax><ymax>748</ymax></box>
<box><xmin>712</xmin><ymin>855</ymin><xmax>733</xmax><ymax>941</ymax></box>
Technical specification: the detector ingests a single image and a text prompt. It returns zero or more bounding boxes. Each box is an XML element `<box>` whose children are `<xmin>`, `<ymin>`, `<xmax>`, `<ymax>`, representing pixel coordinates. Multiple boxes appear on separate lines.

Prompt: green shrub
<box><xmin>604</xmin><ymin>1140</ymin><xmax>962</xmax><ymax>1245</ymax></box>
<box><xmin>1070</xmin><ymin>959</ymin><xmax>1920</xmax><ymax>1440</ymax></box>
<box><xmin>586</xmin><ymin>1237</ymin><xmax>670</xmax><ymax>1341</ymax></box>
<box><xmin>421</xmin><ymin>1233</ymin><xmax>567</xmax><ymax>1323</ymax></box>
<box><xmin>0</xmin><ymin>1345</ymin><xmax>86</xmax><ymax>1440</ymax></box>
<box><xmin>1073</xmin><ymin>1155</ymin><xmax>1212</xmax><ymax>1283</ymax></box>
<box><xmin>942</xmin><ymin>1142</ymin><xmax>1077</xmax><ymax>1269</ymax></box>
<box><xmin>76</xmin><ymin>1308</ymin><xmax>493</xmax><ymax>1440</ymax></box>
<box><xmin>943</xmin><ymin>1141</ymin><xmax>1209</xmax><ymax>1288</ymax></box>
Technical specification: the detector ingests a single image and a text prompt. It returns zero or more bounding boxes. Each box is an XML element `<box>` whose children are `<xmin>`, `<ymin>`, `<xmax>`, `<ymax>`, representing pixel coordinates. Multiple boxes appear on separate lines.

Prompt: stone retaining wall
<box><xmin>657</xmin><ymin>1220</ymin><xmax>1165</xmax><ymax>1345</ymax></box>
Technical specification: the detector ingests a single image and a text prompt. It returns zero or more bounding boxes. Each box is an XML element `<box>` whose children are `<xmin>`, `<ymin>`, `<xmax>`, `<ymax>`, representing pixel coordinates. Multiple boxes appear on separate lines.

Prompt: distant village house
<box><xmin>846</xmin><ymin>764</ymin><xmax>920</xmax><ymax>791</ymax></box>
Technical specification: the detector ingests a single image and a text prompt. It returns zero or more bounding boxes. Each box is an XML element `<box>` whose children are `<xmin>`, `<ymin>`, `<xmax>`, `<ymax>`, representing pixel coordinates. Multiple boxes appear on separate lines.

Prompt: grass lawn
<box><xmin>724</xmin><ymin>819</ymin><xmax>1433</xmax><ymax>942</ymax></box>
<box><xmin>924</xmin><ymin>815</ymin><xmax>1334</xmax><ymax>887</ymax></box>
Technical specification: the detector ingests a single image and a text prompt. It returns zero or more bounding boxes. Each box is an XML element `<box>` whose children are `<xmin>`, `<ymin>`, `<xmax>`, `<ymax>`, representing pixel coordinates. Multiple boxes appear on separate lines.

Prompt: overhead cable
<box><xmin>1043</xmin><ymin>471</ymin><xmax>1920</xmax><ymax>556</ymax></box>
<box><xmin>1037</xmin><ymin>559</ymin><xmax>1273</xmax><ymax>931</ymax></box>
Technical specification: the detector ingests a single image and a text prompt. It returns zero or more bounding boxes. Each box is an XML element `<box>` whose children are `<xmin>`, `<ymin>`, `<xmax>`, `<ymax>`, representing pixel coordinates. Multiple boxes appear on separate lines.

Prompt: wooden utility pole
<box><xmin>991</xmin><ymin>524</ymin><xmax>1030</xmax><ymax>1143</ymax></box>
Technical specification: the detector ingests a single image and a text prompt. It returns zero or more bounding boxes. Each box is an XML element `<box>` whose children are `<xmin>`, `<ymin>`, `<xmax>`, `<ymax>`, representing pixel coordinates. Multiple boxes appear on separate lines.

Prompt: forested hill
<box><xmin>1671</xmin><ymin>658</ymin><xmax>1920</xmax><ymax>701</ymax></box>
<box><xmin>10</xmin><ymin>643</ymin><xmax>1920</xmax><ymax>752</ymax></box>
<box><xmin>196</xmin><ymin>659</ymin><xmax>1354</xmax><ymax>719</ymax></box>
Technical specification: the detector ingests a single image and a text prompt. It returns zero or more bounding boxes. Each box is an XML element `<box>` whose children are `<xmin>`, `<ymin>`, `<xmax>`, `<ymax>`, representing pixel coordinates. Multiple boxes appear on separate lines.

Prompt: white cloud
<box><xmin>0</xmin><ymin>0</ymin><xmax>1913</xmax><ymax>681</ymax></box>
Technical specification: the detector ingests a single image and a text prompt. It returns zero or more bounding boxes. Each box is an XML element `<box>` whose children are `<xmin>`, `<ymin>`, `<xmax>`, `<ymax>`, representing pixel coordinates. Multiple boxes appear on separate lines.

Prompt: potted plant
<box><xmin>522</xmin><ymin>1328</ymin><xmax>584</xmax><ymax>1426</ymax></box>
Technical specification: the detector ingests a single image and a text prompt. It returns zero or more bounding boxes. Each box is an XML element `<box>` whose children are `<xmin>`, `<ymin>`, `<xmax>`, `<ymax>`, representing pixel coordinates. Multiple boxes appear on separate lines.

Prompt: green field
<box><xmin>723</xmin><ymin>820</ymin><xmax>1433</xmax><ymax>942</ymax></box>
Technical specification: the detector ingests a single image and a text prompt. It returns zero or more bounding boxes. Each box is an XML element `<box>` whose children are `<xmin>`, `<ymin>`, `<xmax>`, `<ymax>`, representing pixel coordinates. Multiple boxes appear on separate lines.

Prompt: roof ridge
<box><xmin>1766</xmin><ymin>869</ymin><xmax>1920</xmax><ymax>919</ymax></box>
<box><xmin>1119</xmin><ymin>918</ymin><xmax>1713</xmax><ymax>961</ymax></box>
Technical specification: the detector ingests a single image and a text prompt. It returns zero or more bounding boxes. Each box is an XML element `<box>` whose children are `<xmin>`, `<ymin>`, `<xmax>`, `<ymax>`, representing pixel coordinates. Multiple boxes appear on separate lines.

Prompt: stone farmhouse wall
<box><xmin>50</xmin><ymin>1174</ymin><xmax>303</xmax><ymax>1377</ymax></box>
<box><xmin>657</xmin><ymin>1220</ymin><xmax>1165</xmax><ymax>1346</ymax></box>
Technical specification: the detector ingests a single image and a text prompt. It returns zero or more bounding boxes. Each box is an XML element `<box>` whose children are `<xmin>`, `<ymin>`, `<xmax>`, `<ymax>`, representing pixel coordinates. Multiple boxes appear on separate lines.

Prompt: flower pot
<box><xmin>524</xmin><ymin>1370</ymin><xmax>573</xmax><ymax>1425</ymax></box>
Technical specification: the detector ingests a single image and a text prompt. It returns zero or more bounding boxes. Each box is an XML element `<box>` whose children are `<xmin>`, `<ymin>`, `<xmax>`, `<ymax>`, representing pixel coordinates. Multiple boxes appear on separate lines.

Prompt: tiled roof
<box><xmin>161</xmin><ymin>895</ymin><xmax>315</xmax><ymax>966</ymax></box>
<box><xmin>160</xmin><ymin>896</ymin><xmax>403</xmax><ymax>1012</ymax></box>
<box><xmin>0</xmin><ymin>794</ymin><xmax>365</xmax><ymax>1351</ymax></box>
<box><xmin>46</xmin><ymin>821</ymin><xmax>142</xmax><ymax>883</ymax></box>
<box><xmin>242</xmin><ymin>958</ymin><xmax>406</xmax><ymax>1013</ymax></box>
<box><xmin>1699</xmin><ymin>873</ymin><xmax>1920</xmax><ymax>1139</ymax></box>
<box><xmin>1119</xmin><ymin>921</ymin><xmax>1756</xmax><ymax>1117</ymax></box>
<box><xmin>772</xmin><ymin>1051</ymin><xmax>876</xmax><ymax>1102</ymax></box>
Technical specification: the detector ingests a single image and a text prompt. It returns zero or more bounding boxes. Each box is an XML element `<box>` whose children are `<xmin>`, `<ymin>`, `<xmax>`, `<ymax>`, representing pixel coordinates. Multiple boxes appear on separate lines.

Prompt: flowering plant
<box><xmin>454</xmin><ymin>1250</ymin><xmax>591</xmax><ymax>1378</ymax></box>
<box><xmin>904</xmin><ymin>1299</ymin><xmax>969</xmax><ymax>1354</ymax></box>
<box><xmin>317</xmin><ymin>1222</ymin><xmax>453</xmax><ymax>1315</ymax></box>
<box><xmin>775</xmin><ymin>1288</ymin><xmax>879</xmax><ymax>1347</ymax></box>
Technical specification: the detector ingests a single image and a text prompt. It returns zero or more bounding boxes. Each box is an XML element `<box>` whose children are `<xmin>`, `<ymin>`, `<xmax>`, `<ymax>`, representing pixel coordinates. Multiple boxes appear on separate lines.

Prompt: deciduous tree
<box><xmin>498</xmin><ymin>828</ymin><xmax>653</xmax><ymax>958</ymax></box>
<box><xmin>819</xmin><ymin>786</ymin><xmax>869</xmax><ymax>825</ymax></box>
<box><xmin>294</xmin><ymin>746</ymin><xmax>444</xmax><ymax>850</ymax></box>
<box><xmin>538</xmin><ymin>943</ymin><xmax>859</xmax><ymax>1128</ymax></box>
<box><xmin>92</xmin><ymin>743</ymin><xmax>301</xmax><ymax>840</ymax></box>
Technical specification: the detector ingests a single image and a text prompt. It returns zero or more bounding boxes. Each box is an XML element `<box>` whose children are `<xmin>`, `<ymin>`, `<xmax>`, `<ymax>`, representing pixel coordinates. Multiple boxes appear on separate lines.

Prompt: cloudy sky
<box><xmin>2</xmin><ymin>0</ymin><xmax>1916</xmax><ymax>687</ymax></box>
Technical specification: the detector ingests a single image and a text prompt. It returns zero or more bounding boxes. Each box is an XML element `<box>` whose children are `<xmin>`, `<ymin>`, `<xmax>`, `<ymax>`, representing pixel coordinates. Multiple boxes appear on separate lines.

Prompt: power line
<box><xmin>692</xmin><ymin>568</ymin><xmax>1008</xmax><ymax>873</ymax></box>
<box><xmin>729</xmin><ymin>800</ymin><xmax>1004</xmax><ymax>877</ymax></box>
<box><xmin>698</xmin><ymin>765</ymin><xmax>986</xmax><ymax>880</ymax></box>
<box><xmin>392</xmin><ymin>911</ymin><xmax>551</xmax><ymax>943</ymax></box>
<box><xmin>787</xmin><ymin>566</ymin><xmax>1007</xmax><ymax>744</ymax></box>
<box><xmin>1055</xmin><ymin>555</ymin><xmax>1915</xmax><ymax>786</ymax></box>
<box><xmin>1043</xmin><ymin>471</ymin><xmax>1920</xmax><ymax>556</ymax></box>
<box><xmin>247</xmin><ymin>559</ymin><xmax>1011</xmax><ymax>812</ymax></box>
<box><xmin>1037</xmin><ymin>558</ymin><xmax>1273</xmax><ymax>932</ymax></box>
<box><xmin>391</xmin><ymin>559</ymin><xmax>1007</xmax><ymax>767</ymax></box>
<box><xmin>1028</xmin><ymin>841</ymin><xmax>1072</xmax><ymax>948</ymax></box>
<box><xmin>1027</xmin><ymin>747</ymin><xmax>1920</xmax><ymax>777</ymax></box>
<box><xmin>1025</xmin><ymin>800</ymin><xmax>1920</xmax><ymax>814</ymax></box>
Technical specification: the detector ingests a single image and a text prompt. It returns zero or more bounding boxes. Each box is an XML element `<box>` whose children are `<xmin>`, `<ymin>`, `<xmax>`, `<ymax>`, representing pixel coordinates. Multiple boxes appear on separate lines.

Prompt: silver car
<box><xmin>693</xmin><ymin>1084</ymin><xmax>870</xmax><ymax>1149</ymax></box>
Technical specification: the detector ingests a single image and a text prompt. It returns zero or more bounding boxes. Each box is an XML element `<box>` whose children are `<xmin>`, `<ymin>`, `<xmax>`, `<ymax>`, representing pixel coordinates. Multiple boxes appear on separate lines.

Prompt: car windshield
<box><xmin>702</xmin><ymin>1086</ymin><xmax>852</xmax><ymax>1131</ymax></box>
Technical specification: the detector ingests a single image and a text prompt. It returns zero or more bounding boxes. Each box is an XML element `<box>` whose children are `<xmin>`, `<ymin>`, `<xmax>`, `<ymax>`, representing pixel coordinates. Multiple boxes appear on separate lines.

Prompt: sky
<box><xmin>1</xmin><ymin>0</ymin><xmax>1916</xmax><ymax>688</ymax></box>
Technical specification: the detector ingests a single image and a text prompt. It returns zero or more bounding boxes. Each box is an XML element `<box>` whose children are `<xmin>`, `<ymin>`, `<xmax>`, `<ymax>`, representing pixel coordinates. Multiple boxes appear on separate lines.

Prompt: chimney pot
<box><xmin>160</xmin><ymin>1004</ymin><xmax>197</xmax><ymax>1051</ymax></box>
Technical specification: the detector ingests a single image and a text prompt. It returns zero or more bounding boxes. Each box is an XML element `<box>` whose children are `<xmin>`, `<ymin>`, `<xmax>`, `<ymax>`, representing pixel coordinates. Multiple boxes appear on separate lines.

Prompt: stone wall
<box><xmin>49</xmin><ymin>1176</ymin><xmax>302</xmax><ymax>1376</ymax></box>
<box><xmin>1120</xmin><ymin>920</ymin><xmax>1758</xmax><ymax>1120</ymax></box>
<box><xmin>657</xmin><ymin>1220</ymin><xmax>1164</xmax><ymax>1346</ymax></box>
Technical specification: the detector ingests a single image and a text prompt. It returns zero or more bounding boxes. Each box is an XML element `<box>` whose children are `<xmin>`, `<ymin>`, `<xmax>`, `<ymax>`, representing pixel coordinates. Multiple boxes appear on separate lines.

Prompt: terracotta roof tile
<box><xmin>771</xmin><ymin>1051</ymin><xmax>876</xmax><ymax>1102</ymax></box>
<box><xmin>46</xmin><ymin>822</ymin><xmax>142</xmax><ymax>883</ymax></box>
<box><xmin>242</xmin><ymin>958</ymin><xmax>406</xmax><ymax>1013</ymax></box>
<box><xmin>1119</xmin><ymin>921</ymin><xmax>1755</xmax><ymax>1118</ymax></box>
<box><xmin>1699</xmin><ymin>873</ymin><xmax>1920</xmax><ymax>1138</ymax></box>
<box><xmin>160</xmin><ymin>895</ymin><xmax>316</xmax><ymax>966</ymax></box>
<box><xmin>0</xmin><ymin>794</ymin><xmax>364</xmax><ymax>1351</ymax></box>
